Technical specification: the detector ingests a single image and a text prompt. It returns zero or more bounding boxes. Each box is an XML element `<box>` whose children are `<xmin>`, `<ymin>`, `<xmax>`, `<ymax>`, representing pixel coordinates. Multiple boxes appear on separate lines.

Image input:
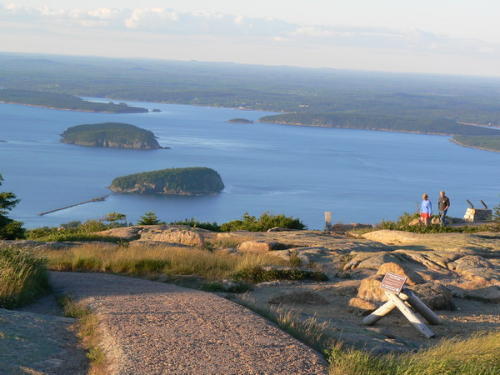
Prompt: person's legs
<box><xmin>440</xmin><ymin>209</ymin><xmax>448</xmax><ymax>226</ymax></box>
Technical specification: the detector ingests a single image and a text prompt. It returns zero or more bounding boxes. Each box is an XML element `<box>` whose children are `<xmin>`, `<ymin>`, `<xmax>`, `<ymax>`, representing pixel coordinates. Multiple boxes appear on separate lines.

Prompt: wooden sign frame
<box><xmin>362</xmin><ymin>274</ymin><xmax>441</xmax><ymax>339</ymax></box>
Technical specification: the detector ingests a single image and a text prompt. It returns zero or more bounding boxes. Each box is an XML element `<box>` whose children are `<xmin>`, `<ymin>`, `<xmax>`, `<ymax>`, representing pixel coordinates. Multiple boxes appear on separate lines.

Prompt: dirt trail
<box><xmin>49</xmin><ymin>272</ymin><xmax>327</xmax><ymax>375</ymax></box>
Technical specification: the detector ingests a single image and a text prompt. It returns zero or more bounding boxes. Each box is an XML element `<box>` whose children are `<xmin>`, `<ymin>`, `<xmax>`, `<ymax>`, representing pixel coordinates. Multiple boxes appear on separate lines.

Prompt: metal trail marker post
<box><xmin>362</xmin><ymin>272</ymin><xmax>440</xmax><ymax>339</ymax></box>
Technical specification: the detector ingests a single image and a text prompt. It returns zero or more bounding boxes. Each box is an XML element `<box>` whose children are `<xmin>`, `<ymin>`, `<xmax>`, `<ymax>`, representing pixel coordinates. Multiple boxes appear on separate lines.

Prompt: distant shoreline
<box><xmin>0</xmin><ymin>100</ymin><xmax>147</xmax><ymax>114</ymax></box>
<box><xmin>449</xmin><ymin>138</ymin><xmax>500</xmax><ymax>153</ymax></box>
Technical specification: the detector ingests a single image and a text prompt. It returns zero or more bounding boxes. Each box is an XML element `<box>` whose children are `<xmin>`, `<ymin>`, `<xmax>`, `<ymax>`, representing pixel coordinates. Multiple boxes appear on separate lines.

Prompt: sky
<box><xmin>1</xmin><ymin>0</ymin><xmax>500</xmax><ymax>76</ymax></box>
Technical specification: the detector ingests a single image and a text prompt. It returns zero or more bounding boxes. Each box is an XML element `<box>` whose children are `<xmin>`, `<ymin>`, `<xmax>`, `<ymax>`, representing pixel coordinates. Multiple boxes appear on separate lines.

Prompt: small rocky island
<box><xmin>228</xmin><ymin>118</ymin><xmax>254</xmax><ymax>124</ymax></box>
<box><xmin>109</xmin><ymin>167</ymin><xmax>224</xmax><ymax>196</ymax></box>
<box><xmin>61</xmin><ymin>122</ymin><xmax>162</xmax><ymax>150</ymax></box>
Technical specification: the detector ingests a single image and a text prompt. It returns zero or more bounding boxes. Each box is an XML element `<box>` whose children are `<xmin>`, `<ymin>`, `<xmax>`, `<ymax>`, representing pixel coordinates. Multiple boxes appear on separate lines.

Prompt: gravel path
<box><xmin>50</xmin><ymin>272</ymin><xmax>327</xmax><ymax>375</ymax></box>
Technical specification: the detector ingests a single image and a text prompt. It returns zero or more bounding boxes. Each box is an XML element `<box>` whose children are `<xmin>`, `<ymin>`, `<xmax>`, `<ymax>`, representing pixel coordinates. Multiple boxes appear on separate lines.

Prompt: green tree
<box><xmin>0</xmin><ymin>174</ymin><xmax>25</xmax><ymax>239</ymax></box>
<box><xmin>103</xmin><ymin>212</ymin><xmax>127</xmax><ymax>226</ymax></box>
<box><xmin>137</xmin><ymin>211</ymin><xmax>162</xmax><ymax>226</ymax></box>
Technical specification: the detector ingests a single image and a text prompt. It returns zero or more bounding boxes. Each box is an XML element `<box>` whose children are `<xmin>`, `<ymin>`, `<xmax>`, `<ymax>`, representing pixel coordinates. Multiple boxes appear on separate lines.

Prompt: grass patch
<box><xmin>377</xmin><ymin>212</ymin><xmax>496</xmax><ymax>233</ymax></box>
<box><xmin>0</xmin><ymin>247</ymin><xmax>49</xmax><ymax>308</ymax></box>
<box><xmin>233</xmin><ymin>266</ymin><xmax>328</xmax><ymax>283</ymax></box>
<box><xmin>234</xmin><ymin>297</ymin><xmax>333</xmax><ymax>353</ymax></box>
<box><xmin>39</xmin><ymin>243</ymin><xmax>289</xmax><ymax>281</ymax></box>
<box><xmin>58</xmin><ymin>296</ymin><xmax>107</xmax><ymax>374</ymax></box>
<box><xmin>328</xmin><ymin>331</ymin><xmax>500</xmax><ymax>375</ymax></box>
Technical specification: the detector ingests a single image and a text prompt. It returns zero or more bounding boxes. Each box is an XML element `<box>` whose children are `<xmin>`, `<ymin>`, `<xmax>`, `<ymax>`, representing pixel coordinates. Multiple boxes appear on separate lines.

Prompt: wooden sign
<box><xmin>381</xmin><ymin>272</ymin><xmax>407</xmax><ymax>294</ymax></box>
<box><xmin>362</xmin><ymin>273</ymin><xmax>441</xmax><ymax>339</ymax></box>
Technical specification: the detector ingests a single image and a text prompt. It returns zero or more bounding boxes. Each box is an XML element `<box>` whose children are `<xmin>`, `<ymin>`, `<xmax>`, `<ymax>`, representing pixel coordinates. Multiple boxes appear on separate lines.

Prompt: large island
<box><xmin>61</xmin><ymin>122</ymin><xmax>162</xmax><ymax>150</ymax></box>
<box><xmin>110</xmin><ymin>167</ymin><xmax>225</xmax><ymax>196</ymax></box>
<box><xmin>0</xmin><ymin>89</ymin><xmax>148</xmax><ymax>113</ymax></box>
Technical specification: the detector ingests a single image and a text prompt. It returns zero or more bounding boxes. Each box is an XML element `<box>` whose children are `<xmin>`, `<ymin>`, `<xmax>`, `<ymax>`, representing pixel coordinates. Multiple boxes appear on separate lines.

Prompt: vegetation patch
<box><xmin>220</xmin><ymin>212</ymin><xmax>306</xmax><ymax>232</ymax></box>
<box><xmin>233</xmin><ymin>266</ymin><xmax>328</xmax><ymax>283</ymax></box>
<box><xmin>0</xmin><ymin>247</ymin><xmax>49</xmax><ymax>308</ymax></box>
<box><xmin>39</xmin><ymin>244</ymin><xmax>289</xmax><ymax>281</ymax></box>
<box><xmin>328</xmin><ymin>332</ymin><xmax>500</xmax><ymax>375</ymax></box>
<box><xmin>377</xmin><ymin>212</ymin><xmax>496</xmax><ymax>233</ymax></box>
<box><xmin>27</xmin><ymin>219</ymin><xmax>128</xmax><ymax>243</ymax></box>
<box><xmin>59</xmin><ymin>296</ymin><xmax>108</xmax><ymax>374</ymax></box>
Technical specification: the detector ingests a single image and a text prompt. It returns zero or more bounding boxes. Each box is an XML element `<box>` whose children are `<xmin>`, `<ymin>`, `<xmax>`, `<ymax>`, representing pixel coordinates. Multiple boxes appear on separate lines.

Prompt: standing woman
<box><xmin>420</xmin><ymin>193</ymin><xmax>432</xmax><ymax>226</ymax></box>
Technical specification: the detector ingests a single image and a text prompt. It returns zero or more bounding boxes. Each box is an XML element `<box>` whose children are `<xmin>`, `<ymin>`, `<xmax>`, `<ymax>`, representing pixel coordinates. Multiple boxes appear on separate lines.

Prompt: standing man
<box><xmin>420</xmin><ymin>193</ymin><xmax>432</xmax><ymax>226</ymax></box>
<box><xmin>438</xmin><ymin>191</ymin><xmax>451</xmax><ymax>226</ymax></box>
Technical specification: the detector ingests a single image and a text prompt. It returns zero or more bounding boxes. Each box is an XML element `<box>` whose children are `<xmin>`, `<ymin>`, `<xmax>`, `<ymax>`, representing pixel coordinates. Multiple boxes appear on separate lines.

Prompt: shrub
<box><xmin>233</xmin><ymin>266</ymin><xmax>328</xmax><ymax>283</ymax></box>
<box><xmin>170</xmin><ymin>218</ymin><xmax>221</xmax><ymax>232</ymax></box>
<box><xmin>220</xmin><ymin>212</ymin><xmax>306</xmax><ymax>232</ymax></box>
<box><xmin>0</xmin><ymin>248</ymin><xmax>49</xmax><ymax>308</ymax></box>
<box><xmin>27</xmin><ymin>219</ymin><xmax>125</xmax><ymax>242</ymax></box>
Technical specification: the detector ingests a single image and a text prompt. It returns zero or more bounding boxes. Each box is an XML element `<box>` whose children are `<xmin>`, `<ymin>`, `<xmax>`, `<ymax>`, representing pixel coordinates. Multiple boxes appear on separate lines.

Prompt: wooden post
<box><xmin>401</xmin><ymin>290</ymin><xmax>441</xmax><ymax>325</ymax></box>
<box><xmin>385</xmin><ymin>291</ymin><xmax>435</xmax><ymax>338</ymax></box>
<box><xmin>362</xmin><ymin>300</ymin><xmax>397</xmax><ymax>326</ymax></box>
<box><xmin>324</xmin><ymin>211</ymin><xmax>332</xmax><ymax>231</ymax></box>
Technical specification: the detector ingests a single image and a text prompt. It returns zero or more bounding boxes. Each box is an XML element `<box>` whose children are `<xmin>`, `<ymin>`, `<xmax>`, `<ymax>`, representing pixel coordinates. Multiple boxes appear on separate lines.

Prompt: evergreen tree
<box><xmin>0</xmin><ymin>174</ymin><xmax>25</xmax><ymax>239</ymax></box>
<box><xmin>137</xmin><ymin>211</ymin><xmax>162</xmax><ymax>225</ymax></box>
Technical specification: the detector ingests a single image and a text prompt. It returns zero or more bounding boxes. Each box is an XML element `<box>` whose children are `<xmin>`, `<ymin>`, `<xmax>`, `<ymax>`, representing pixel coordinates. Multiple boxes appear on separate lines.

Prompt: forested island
<box><xmin>110</xmin><ymin>167</ymin><xmax>225</xmax><ymax>196</ymax></box>
<box><xmin>451</xmin><ymin>135</ymin><xmax>500</xmax><ymax>152</ymax></box>
<box><xmin>228</xmin><ymin>118</ymin><xmax>254</xmax><ymax>124</ymax></box>
<box><xmin>61</xmin><ymin>123</ymin><xmax>162</xmax><ymax>150</ymax></box>
<box><xmin>259</xmin><ymin>113</ymin><xmax>500</xmax><ymax>137</ymax></box>
<box><xmin>0</xmin><ymin>89</ymin><xmax>148</xmax><ymax>113</ymax></box>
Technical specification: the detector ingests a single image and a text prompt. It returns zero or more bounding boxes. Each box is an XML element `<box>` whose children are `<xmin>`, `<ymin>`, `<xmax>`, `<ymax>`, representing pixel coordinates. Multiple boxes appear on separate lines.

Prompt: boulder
<box><xmin>410</xmin><ymin>283</ymin><xmax>455</xmax><ymax>310</ymax></box>
<box><xmin>266</xmin><ymin>227</ymin><xmax>296</xmax><ymax>232</ymax></box>
<box><xmin>409</xmin><ymin>218</ymin><xmax>420</xmax><ymax>226</ymax></box>
<box><xmin>268</xmin><ymin>291</ymin><xmax>329</xmax><ymax>305</ymax></box>
<box><xmin>348</xmin><ymin>297</ymin><xmax>377</xmax><ymax>312</ymax></box>
<box><xmin>138</xmin><ymin>226</ymin><xmax>211</xmax><ymax>247</ymax></box>
<box><xmin>357</xmin><ymin>275</ymin><xmax>387</xmax><ymax>303</ymax></box>
<box><xmin>238</xmin><ymin>240</ymin><xmax>288</xmax><ymax>252</ymax></box>
<box><xmin>96</xmin><ymin>226</ymin><xmax>142</xmax><ymax>241</ymax></box>
<box><xmin>331</xmin><ymin>223</ymin><xmax>373</xmax><ymax>233</ymax></box>
<box><xmin>448</xmin><ymin>255</ymin><xmax>497</xmax><ymax>283</ymax></box>
<box><xmin>376</xmin><ymin>262</ymin><xmax>425</xmax><ymax>285</ymax></box>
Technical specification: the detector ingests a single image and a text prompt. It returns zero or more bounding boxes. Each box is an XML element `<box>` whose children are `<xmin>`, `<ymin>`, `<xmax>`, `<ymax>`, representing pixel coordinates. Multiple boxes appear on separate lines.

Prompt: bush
<box><xmin>233</xmin><ymin>266</ymin><xmax>328</xmax><ymax>283</ymax></box>
<box><xmin>0</xmin><ymin>248</ymin><xmax>49</xmax><ymax>308</ymax></box>
<box><xmin>220</xmin><ymin>212</ymin><xmax>306</xmax><ymax>232</ymax></box>
<box><xmin>26</xmin><ymin>219</ymin><xmax>124</xmax><ymax>242</ymax></box>
<box><xmin>170</xmin><ymin>218</ymin><xmax>221</xmax><ymax>232</ymax></box>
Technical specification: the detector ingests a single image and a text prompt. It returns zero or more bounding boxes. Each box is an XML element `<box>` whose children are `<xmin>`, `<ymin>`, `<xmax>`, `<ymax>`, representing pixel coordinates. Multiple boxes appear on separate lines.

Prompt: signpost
<box><xmin>324</xmin><ymin>211</ymin><xmax>332</xmax><ymax>231</ymax></box>
<box><xmin>362</xmin><ymin>272</ymin><xmax>441</xmax><ymax>339</ymax></box>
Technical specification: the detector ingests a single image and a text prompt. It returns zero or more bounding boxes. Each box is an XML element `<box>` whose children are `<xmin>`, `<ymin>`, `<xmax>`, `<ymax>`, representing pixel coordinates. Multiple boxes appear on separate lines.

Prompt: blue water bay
<box><xmin>1</xmin><ymin>99</ymin><xmax>499</xmax><ymax>229</ymax></box>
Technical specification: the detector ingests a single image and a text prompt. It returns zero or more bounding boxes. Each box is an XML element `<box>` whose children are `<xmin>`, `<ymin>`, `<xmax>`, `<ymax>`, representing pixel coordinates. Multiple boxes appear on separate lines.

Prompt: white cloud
<box><xmin>0</xmin><ymin>3</ymin><xmax>498</xmax><ymax>57</ymax></box>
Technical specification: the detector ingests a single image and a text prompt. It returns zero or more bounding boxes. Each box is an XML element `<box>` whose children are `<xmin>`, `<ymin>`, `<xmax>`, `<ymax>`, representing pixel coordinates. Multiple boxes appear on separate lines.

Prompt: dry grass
<box><xmin>0</xmin><ymin>247</ymin><xmax>49</xmax><ymax>308</ymax></box>
<box><xmin>329</xmin><ymin>331</ymin><xmax>500</xmax><ymax>375</ymax></box>
<box><xmin>39</xmin><ymin>243</ymin><xmax>288</xmax><ymax>280</ymax></box>
<box><xmin>59</xmin><ymin>296</ymin><xmax>108</xmax><ymax>375</ymax></box>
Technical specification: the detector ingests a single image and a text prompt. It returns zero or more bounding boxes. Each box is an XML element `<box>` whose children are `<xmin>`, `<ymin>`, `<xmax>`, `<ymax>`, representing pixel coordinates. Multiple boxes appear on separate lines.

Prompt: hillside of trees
<box><xmin>0</xmin><ymin>89</ymin><xmax>148</xmax><ymax>113</ymax></box>
<box><xmin>259</xmin><ymin>113</ymin><xmax>500</xmax><ymax>136</ymax></box>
